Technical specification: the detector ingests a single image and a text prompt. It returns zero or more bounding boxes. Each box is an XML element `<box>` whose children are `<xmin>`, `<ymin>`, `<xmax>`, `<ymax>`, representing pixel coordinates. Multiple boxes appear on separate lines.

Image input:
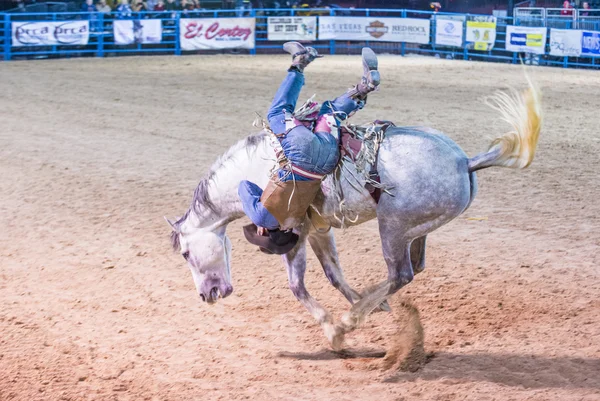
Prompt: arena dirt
<box><xmin>1</xmin><ymin>55</ymin><xmax>599</xmax><ymax>400</ymax></box>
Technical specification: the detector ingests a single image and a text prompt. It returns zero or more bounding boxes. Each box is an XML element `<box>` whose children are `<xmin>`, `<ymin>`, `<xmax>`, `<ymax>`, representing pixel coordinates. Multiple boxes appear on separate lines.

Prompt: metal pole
<box><xmin>365</xmin><ymin>8</ymin><xmax>369</xmax><ymax>49</ymax></box>
<box><xmin>401</xmin><ymin>9</ymin><xmax>406</xmax><ymax>56</ymax></box>
<box><xmin>3</xmin><ymin>14</ymin><xmax>10</xmax><ymax>61</ymax></box>
<box><xmin>175</xmin><ymin>11</ymin><xmax>181</xmax><ymax>56</ymax></box>
<box><xmin>463</xmin><ymin>16</ymin><xmax>468</xmax><ymax>60</ymax></box>
<box><xmin>329</xmin><ymin>9</ymin><xmax>335</xmax><ymax>55</ymax></box>
<box><xmin>250</xmin><ymin>9</ymin><xmax>256</xmax><ymax>56</ymax></box>
<box><xmin>97</xmin><ymin>13</ymin><xmax>104</xmax><ymax>57</ymax></box>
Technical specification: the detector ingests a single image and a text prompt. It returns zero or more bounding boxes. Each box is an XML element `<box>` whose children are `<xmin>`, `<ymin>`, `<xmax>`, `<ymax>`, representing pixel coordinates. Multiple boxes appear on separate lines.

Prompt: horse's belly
<box><xmin>318</xmin><ymin>169</ymin><xmax>378</xmax><ymax>228</ymax></box>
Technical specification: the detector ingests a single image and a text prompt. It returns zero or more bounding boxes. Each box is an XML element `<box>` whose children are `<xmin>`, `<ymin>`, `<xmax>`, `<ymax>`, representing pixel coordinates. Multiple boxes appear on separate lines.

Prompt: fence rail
<box><xmin>1</xmin><ymin>8</ymin><xmax>600</xmax><ymax>69</ymax></box>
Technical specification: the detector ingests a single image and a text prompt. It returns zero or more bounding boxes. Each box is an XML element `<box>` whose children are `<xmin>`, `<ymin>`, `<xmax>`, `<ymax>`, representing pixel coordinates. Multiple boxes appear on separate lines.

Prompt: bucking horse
<box><xmin>167</xmin><ymin>79</ymin><xmax>542</xmax><ymax>351</ymax></box>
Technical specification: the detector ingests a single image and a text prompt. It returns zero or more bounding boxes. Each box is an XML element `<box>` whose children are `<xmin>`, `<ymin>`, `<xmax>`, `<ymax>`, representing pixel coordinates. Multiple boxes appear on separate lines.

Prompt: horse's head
<box><xmin>167</xmin><ymin>218</ymin><xmax>233</xmax><ymax>304</ymax></box>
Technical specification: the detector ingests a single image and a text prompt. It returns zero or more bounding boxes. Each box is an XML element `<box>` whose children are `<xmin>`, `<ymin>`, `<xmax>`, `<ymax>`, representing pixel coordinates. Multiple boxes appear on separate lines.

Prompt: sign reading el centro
<box><xmin>180</xmin><ymin>18</ymin><xmax>255</xmax><ymax>50</ymax></box>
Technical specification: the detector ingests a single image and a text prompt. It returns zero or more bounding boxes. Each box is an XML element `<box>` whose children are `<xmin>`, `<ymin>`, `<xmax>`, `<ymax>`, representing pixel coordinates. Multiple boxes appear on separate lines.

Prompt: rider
<box><xmin>238</xmin><ymin>42</ymin><xmax>381</xmax><ymax>253</ymax></box>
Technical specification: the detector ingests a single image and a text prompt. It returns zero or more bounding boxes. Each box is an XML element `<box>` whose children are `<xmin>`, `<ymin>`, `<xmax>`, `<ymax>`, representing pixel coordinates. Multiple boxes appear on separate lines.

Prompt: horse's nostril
<box><xmin>210</xmin><ymin>287</ymin><xmax>219</xmax><ymax>300</ymax></box>
<box><xmin>200</xmin><ymin>294</ymin><xmax>206</xmax><ymax>302</ymax></box>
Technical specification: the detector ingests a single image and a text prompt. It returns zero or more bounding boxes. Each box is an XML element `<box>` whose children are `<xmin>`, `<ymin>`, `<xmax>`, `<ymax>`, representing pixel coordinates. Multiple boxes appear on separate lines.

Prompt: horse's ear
<box><xmin>164</xmin><ymin>216</ymin><xmax>179</xmax><ymax>232</ymax></box>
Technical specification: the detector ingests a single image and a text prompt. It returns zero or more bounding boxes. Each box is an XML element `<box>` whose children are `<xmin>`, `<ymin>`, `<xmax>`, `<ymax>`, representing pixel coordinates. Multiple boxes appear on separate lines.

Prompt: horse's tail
<box><xmin>468</xmin><ymin>79</ymin><xmax>542</xmax><ymax>173</ymax></box>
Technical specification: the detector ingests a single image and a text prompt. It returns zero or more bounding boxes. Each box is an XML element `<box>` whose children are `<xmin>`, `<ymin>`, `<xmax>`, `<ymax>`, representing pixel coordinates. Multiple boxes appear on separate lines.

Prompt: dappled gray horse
<box><xmin>167</xmin><ymin>82</ymin><xmax>542</xmax><ymax>350</ymax></box>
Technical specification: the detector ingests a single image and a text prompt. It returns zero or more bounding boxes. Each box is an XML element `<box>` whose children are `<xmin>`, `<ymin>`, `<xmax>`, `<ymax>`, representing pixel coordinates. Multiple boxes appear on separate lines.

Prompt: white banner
<box><xmin>113</xmin><ymin>20</ymin><xmax>162</xmax><ymax>45</ymax></box>
<box><xmin>12</xmin><ymin>21</ymin><xmax>89</xmax><ymax>47</ymax></box>
<box><xmin>465</xmin><ymin>16</ymin><xmax>496</xmax><ymax>50</ymax></box>
<box><xmin>268</xmin><ymin>17</ymin><xmax>316</xmax><ymax>41</ymax></box>
<box><xmin>549</xmin><ymin>28</ymin><xmax>582</xmax><ymax>56</ymax></box>
<box><xmin>435</xmin><ymin>17</ymin><xmax>463</xmax><ymax>47</ymax></box>
<box><xmin>506</xmin><ymin>25</ymin><xmax>547</xmax><ymax>54</ymax></box>
<box><xmin>318</xmin><ymin>17</ymin><xmax>430</xmax><ymax>44</ymax></box>
<box><xmin>180</xmin><ymin>18</ymin><xmax>255</xmax><ymax>50</ymax></box>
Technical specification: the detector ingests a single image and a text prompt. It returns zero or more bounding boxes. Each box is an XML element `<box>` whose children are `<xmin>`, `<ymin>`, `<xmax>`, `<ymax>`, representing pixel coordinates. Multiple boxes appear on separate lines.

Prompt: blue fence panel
<box><xmin>2</xmin><ymin>8</ymin><xmax>600</xmax><ymax>70</ymax></box>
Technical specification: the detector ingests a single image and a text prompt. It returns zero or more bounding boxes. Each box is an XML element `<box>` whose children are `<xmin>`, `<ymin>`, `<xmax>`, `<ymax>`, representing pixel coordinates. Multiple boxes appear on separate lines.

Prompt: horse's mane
<box><xmin>192</xmin><ymin>132</ymin><xmax>267</xmax><ymax>214</ymax></box>
<box><xmin>170</xmin><ymin>132</ymin><xmax>268</xmax><ymax>252</ymax></box>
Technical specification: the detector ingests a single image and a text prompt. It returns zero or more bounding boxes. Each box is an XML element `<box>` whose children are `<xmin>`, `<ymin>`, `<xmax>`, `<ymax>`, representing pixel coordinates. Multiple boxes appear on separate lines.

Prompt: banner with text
<box><xmin>267</xmin><ymin>16</ymin><xmax>316</xmax><ymax>41</ymax></box>
<box><xmin>435</xmin><ymin>16</ymin><xmax>464</xmax><ymax>47</ymax></box>
<box><xmin>12</xmin><ymin>20</ymin><xmax>89</xmax><ymax>47</ymax></box>
<box><xmin>581</xmin><ymin>30</ymin><xmax>600</xmax><ymax>55</ymax></box>
<box><xmin>318</xmin><ymin>16</ymin><xmax>430</xmax><ymax>44</ymax></box>
<box><xmin>113</xmin><ymin>20</ymin><xmax>162</xmax><ymax>45</ymax></box>
<box><xmin>180</xmin><ymin>18</ymin><xmax>255</xmax><ymax>50</ymax></box>
<box><xmin>505</xmin><ymin>25</ymin><xmax>547</xmax><ymax>54</ymax></box>
<box><xmin>465</xmin><ymin>16</ymin><xmax>496</xmax><ymax>50</ymax></box>
<box><xmin>549</xmin><ymin>28</ymin><xmax>582</xmax><ymax>56</ymax></box>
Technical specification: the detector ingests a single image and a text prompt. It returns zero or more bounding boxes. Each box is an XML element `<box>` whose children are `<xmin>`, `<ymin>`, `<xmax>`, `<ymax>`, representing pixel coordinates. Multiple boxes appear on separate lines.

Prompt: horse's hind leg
<box><xmin>336</xmin><ymin>213</ymin><xmax>422</xmax><ymax>337</ymax></box>
<box><xmin>411</xmin><ymin>235</ymin><xmax>427</xmax><ymax>274</ymax></box>
<box><xmin>338</xmin><ymin>242</ymin><xmax>414</xmax><ymax>334</ymax></box>
<box><xmin>284</xmin><ymin>226</ymin><xmax>344</xmax><ymax>350</ymax></box>
<box><xmin>308</xmin><ymin>228</ymin><xmax>391</xmax><ymax>312</ymax></box>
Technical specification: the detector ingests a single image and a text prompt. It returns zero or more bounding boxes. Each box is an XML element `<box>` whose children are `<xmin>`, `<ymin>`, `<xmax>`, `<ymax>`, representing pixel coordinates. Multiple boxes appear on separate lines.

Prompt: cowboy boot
<box><xmin>348</xmin><ymin>47</ymin><xmax>380</xmax><ymax>101</ymax></box>
<box><xmin>284</xmin><ymin>41</ymin><xmax>323</xmax><ymax>73</ymax></box>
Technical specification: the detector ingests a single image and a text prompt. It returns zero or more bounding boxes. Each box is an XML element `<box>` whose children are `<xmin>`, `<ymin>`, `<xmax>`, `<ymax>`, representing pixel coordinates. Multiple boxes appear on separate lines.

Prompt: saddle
<box><xmin>339</xmin><ymin>120</ymin><xmax>395</xmax><ymax>203</ymax></box>
<box><xmin>261</xmin><ymin>119</ymin><xmax>395</xmax><ymax>232</ymax></box>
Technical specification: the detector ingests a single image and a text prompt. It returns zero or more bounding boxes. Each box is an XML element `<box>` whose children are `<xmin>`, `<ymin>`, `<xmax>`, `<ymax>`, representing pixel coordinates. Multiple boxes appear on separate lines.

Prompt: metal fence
<box><xmin>514</xmin><ymin>6</ymin><xmax>600</xmax><ymax>30</ymax></box>
<box><xmin>1</xmin><ymin>7</ymin><xmax>600</xmax><ymax>70</ymax></box>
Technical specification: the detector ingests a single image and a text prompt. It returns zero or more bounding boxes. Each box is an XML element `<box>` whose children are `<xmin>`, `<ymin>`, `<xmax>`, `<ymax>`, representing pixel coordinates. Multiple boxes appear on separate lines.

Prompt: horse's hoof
<box><xmin>326</xmin><ymin>324</ymin><xmax>345</xmax><ymax>351</ymax></box>
<box><xmin>341</xmin><ymin>312</ymin><xmax>360</xmax><ymax>331</ymax></box>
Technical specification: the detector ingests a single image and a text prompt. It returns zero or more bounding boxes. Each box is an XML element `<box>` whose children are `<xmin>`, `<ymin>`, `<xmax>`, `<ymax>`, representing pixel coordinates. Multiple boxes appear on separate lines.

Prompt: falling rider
<box><xmin>238</xmin><ymin>42</ymin><xmax>381</xmax><ymax>254</ymax></box>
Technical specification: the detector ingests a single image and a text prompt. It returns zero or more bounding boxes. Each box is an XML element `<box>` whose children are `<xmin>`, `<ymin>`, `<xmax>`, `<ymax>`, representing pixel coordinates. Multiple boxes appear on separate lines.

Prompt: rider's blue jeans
<box><xmin>239</xmin><ymin>70</ymin><xmax>363</xmax><ymax>229</ymax></box>
<box><xmin>267</xmin><ymin>70</ymin><xmax>362</xmax><ymax>180</ymax></box>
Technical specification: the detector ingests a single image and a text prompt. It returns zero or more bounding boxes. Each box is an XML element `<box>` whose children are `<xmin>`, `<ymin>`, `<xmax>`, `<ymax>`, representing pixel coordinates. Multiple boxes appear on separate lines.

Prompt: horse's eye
<box><xmin>182</xmin><ymin>251</ymin><xmax>190</xmax><ymax>260</ymax></box>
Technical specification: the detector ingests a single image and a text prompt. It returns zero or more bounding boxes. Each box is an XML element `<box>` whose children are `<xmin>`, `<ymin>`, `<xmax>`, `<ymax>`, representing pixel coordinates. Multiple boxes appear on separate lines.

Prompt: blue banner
<box><xmin>510</xmin><ymin>33</ymin><xmax>527</xmax><ymax>46</ymax></box>
<box><xmin>582</xmin><ymin>30</ymin><xmax>600</xmax><ymax>55</ymax></box>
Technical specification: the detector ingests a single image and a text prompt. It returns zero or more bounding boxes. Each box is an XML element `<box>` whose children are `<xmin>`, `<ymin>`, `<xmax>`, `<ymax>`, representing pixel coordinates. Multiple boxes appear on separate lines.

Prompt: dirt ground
<box><xmin>1</xmin><ymin>54</ymin><xmax>599</xmax><ymax>401</ymax></box>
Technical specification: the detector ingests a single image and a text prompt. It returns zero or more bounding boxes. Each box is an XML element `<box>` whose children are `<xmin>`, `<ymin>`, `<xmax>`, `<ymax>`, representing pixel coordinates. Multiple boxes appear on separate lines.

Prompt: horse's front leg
<box><xmin>307</xmin><ymin>228</ymin><xmax>360</xmax><ymax>304</ymax></box>
<box><xmin>308</xmin><ymin>228</ymin><xmax>391</xmax><ymax>312</ymax></box>
<box><xmin>283</xmin><ymin>226</ymin><xmax>344</xmax><ymax>350</ymax></box>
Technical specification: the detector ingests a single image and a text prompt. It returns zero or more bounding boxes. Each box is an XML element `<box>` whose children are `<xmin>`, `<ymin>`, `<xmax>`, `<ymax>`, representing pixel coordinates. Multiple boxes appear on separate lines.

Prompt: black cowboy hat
<box><xmin>243</xmin><ymin>224</ymin><xmax>299</xmax><ymax>255</ymax></box>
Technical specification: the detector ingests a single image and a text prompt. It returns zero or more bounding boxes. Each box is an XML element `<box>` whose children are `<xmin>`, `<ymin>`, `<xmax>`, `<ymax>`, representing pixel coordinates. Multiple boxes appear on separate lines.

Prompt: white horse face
<box><xmin>178</xmin><ymin>229</ymin><xmax>233</xmax><ymax>304</ymax></box>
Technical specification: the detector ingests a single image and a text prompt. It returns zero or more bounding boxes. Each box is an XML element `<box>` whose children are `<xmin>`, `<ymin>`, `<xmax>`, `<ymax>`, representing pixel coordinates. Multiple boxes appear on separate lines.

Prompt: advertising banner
<box><xmin>465</xmin><ymin>16</ymin><xmax>496</xmax><ymax>50</ymax></box>
<box><xmin>267</xmin><ymin>16</ymin><xmax>316</xmax><ymax>41</ymax></box>
<box><xmin>12</xmin><ymin>20</ymin><xmax>89</xmax><ymax>47</ymax></box>
<box><xmin>505</xmin><ymin>25</ymin><xmax>547</xmax><ymax>54</ymax></box>
<box><xmin>113</xmin><ymin>19</ymin><xmax>162</xmax><ymax>45</ymax></box>
<box><xmin>180</xmin><ymin>18</ymin><xmax>255</xmax><ymax>50</ymax></box>
<box><xmin>435</xmin><ymin>17</ymin><xmax>464</xmax><ymax>47</ymax></box>
<box><xmin>318</xmin><ymin>16</ymin><xmax>430</xmax><ymax>44</ymax></box>
<box><xmin>581</xmin><ymin>30</ymin><xmax>600</xmax><ymax>56</ymax></box>
<box><xmin>549</xmin><ymin>28</ymin><xmax>582</xmax><ymax>56</ymax></box>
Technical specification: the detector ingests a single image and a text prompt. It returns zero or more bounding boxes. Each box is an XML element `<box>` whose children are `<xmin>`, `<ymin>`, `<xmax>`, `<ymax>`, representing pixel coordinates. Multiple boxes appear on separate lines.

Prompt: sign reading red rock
<box><xmin>319</xmin><ymin>17</ymin><xmax>430</xmax><ymax>44</ymax></box>
<box><xmin>180</xmin><ymin>18</ymin><xmax>255</xmax><ymax>50</ymax></box>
